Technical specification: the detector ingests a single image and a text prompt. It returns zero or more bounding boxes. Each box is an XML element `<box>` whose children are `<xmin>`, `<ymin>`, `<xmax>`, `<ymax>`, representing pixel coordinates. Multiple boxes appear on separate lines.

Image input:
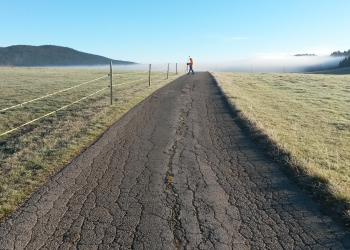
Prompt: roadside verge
<box><xmin>210</xmin><ymin>72</ymin><xmax>350</xmax><ymax>229</ymax></box>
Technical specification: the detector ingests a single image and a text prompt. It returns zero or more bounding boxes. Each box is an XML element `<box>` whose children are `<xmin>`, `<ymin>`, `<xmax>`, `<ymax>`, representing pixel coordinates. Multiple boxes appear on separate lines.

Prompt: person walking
<box><xmin>187</xmin><ymin>56</ymin><xmax>195</xmax><ymax>75</ymax></box>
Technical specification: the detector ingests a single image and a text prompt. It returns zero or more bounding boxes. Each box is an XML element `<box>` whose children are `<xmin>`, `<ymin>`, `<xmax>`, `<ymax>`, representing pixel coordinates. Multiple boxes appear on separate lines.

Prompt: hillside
<box><xmin>0</xmin><ymin>45</ymin><xmax>135</xmax><ymax>66</ymax></box>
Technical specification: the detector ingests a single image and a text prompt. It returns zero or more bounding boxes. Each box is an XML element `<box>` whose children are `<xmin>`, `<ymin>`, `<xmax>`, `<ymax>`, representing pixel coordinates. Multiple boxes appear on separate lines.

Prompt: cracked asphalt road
<box><xmin>0</xmin><ymin>72</ymin><xmax>349</xmax><ymax>249</ymax></box>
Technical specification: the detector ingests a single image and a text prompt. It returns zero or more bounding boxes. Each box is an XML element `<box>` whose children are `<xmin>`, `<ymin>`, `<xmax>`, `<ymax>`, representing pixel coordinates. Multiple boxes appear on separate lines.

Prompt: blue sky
<box><xmin>1</xmin><ymin>0</ymin><xmax>349</xmax><ymax>63</ymax></box>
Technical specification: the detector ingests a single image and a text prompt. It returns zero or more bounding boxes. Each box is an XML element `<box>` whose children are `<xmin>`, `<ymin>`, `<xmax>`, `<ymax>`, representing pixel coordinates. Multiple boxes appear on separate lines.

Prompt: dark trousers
<box><xmin>188</xmin><ymin>65</ymin><xmax>194</xmax><ymax>74</ymax></box>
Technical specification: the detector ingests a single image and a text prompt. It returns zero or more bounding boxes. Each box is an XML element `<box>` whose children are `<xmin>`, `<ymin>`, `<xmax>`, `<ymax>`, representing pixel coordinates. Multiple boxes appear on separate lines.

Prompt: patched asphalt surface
<box><xmin>0</xmin><ymin>72</ymin><xmax>349</xmax><ymax>249</ymax></box>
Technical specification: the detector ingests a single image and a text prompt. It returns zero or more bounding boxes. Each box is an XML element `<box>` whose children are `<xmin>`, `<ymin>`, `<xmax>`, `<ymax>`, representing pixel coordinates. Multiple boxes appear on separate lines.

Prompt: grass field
<box><xmin>213</xmin><ymin>72</ymin><xmax>350</xmax><ymax>205</ymax></box>
<box><xmin>0</xmin><ymin>67</ymin><xmax>179</xmax><ymax>220</ymax></box>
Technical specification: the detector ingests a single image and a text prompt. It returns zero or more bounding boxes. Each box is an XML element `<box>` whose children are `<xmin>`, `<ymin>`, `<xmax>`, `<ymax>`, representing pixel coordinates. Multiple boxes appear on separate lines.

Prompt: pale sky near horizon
<box><xmin>1</xmin><ymin>0</ymin><xmax>349</xmax><ymax>63</ymax></box>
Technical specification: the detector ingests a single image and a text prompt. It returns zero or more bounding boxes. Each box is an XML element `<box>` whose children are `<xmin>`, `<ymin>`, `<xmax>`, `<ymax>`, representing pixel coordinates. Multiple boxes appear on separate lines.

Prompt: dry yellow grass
<box><xmin>213</xmin><ymin>72</ymin><xmax>350</xmax><ymax>204</ymax></box>
<box><xmin>0</xmin><ymin>67</ymin><xmax>180</xmax><ymax>219</ymax></box>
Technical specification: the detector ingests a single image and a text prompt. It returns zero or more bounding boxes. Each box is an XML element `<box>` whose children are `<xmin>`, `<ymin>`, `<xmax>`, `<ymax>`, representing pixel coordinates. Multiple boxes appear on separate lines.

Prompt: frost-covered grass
<box><xmin>214</xmin><ymin>72</ymin><xmax>350</xmax><ymax>204</ymax></box>
<box><xmin>0</xmin><ymin>67</ymin><xmax>179</xmax><ymax>219</ymax></box>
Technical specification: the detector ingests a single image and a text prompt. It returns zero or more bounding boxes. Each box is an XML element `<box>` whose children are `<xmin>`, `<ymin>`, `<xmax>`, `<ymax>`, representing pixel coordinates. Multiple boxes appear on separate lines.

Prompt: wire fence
<box><xmin>0</xmin><ymin>87</ymin><xmax>108</xmax><ymax>137</ymax></box>
<box><xmin>0</xmin><ymin>62</ymin><xmax>183</xmax><ymax>138</ymax></box>
<box><xmin>0</xmin><ymin>75</ymin><xmax>108</xmax><ymax>113</ymax></box>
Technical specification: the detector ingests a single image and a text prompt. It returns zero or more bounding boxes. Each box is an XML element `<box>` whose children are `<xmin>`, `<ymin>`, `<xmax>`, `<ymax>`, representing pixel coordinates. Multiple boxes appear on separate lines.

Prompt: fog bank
<box><xmin>18</xmin><ymin>56</ymin><xmax>343</xmax><ymax>74</ymax></box>
<box><xmin>195</xmin><ymin>55</ymin><xmax>343</xmax><ymax>73</ymax></box>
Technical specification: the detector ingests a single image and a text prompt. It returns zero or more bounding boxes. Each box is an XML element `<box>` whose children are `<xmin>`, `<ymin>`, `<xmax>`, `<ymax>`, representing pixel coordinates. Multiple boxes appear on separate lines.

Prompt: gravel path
<box><xmin>0</xmin><ymin>72</ymin><xmax>349</xmax><ymax>249</ymax></box>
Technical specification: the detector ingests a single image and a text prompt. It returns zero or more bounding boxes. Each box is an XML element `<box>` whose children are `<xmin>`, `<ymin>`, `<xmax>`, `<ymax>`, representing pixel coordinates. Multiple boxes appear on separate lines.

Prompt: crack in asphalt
<box><xmin>0</xmin><ymin>72</ymin><xmax>349</xmax><ymax>249</ymax></box>
<box><xmin>165</xmin><ymin>109</ymin><xmax>191</xmax><ymax>249</ymax></box>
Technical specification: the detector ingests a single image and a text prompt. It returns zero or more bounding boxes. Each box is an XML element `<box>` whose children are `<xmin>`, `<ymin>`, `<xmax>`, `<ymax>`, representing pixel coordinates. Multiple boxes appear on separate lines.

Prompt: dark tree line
<box><xmin>339</xmin><ymin>56</ymin><xmax>350</xmax><ymax>68</ymax></box>
<box><xmin>330</xmin><ymin>49</ymin><xmax>350</xmax><ymax>68</ymax></box>
<box><xmin>331</xmin><ymin>50</ymin><xmax>350</xmax><ymax>57</ymax></box>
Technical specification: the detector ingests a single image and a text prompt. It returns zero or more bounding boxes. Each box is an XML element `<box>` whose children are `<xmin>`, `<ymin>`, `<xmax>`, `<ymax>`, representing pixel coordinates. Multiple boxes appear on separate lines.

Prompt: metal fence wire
<box><xmin>0</xmin><ymin>62</ymin><xmax>181</xmax><ymax>138</ymax></box>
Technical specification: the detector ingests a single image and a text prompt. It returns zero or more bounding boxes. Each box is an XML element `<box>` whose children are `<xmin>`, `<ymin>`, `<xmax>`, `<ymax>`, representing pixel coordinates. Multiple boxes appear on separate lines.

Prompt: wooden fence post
<box><xmin>167</xmin><ymin>63</ymin><xmax>169</xmax><ymax>79</ymax></box>
<box><xmin>148</xmin><ymin>64</ymin><xmax>151</xmax><ymax>86</ymax></box>
<box><xmin>109</xmin><ymin>61</ymin><xmax>113</xmax><ymax>105</ymax></box>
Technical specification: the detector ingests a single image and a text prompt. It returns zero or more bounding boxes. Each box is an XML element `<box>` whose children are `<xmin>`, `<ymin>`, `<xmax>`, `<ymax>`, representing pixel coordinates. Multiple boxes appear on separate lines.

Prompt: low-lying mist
<box><xmin>195</xmin><ymin>55</ymin><xmax>343</xmax><ymax>73</ymax></box>
<box><xmin>18</xmin><ymin>56</ymin><xmax>344</xmax><ymax>74</ymax></box>
<box><xmin>45</xmin><ymin>64</ymin><xmax>181</xmax><ymax>73</ymax></box>
<box><xmin>111</xmin><ymin>56</ymin><xmax>343</xmax><ymax>73</ymax></box>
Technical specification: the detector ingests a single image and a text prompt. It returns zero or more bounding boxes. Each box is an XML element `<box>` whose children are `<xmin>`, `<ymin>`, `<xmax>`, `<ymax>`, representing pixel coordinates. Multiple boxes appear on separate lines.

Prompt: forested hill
<box><xmin>0</xmin><ymin>45</ymin><xmax>135</xmax><ymax>66</ymax></box>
